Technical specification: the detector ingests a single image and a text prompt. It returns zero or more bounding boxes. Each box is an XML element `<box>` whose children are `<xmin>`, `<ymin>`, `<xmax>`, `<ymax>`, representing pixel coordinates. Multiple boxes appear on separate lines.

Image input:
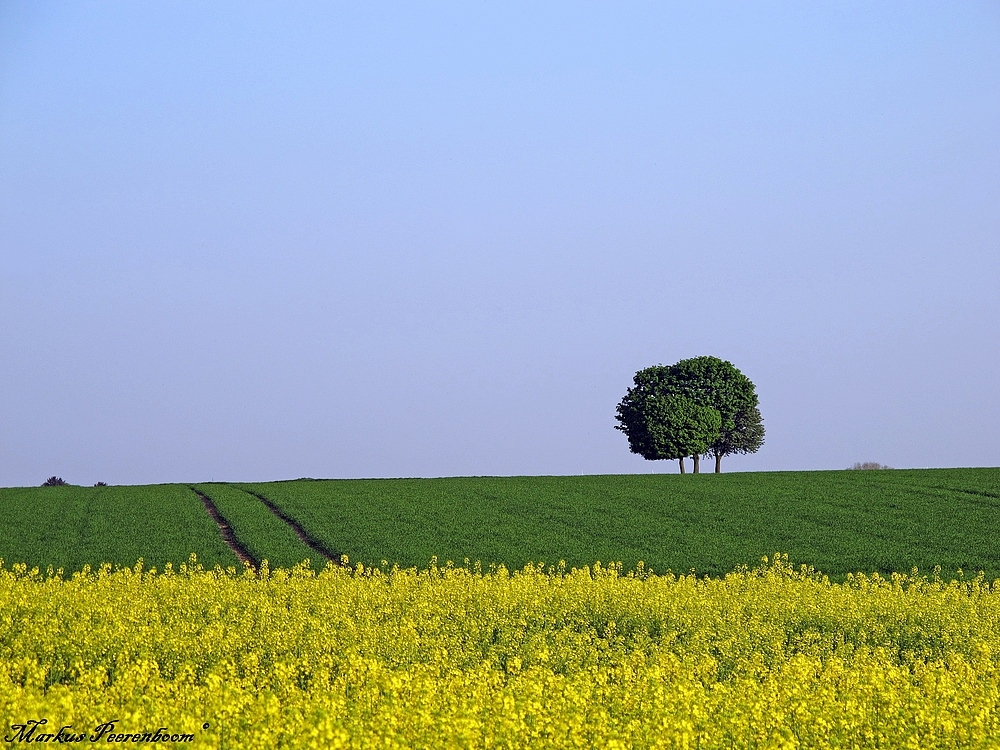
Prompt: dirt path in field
<box><xmin>191</xmin><ymin>488</ymin><xmax>259</xmax><ymax>569</ymax></box>
<box><xmin>243</xmin><ymin>489</ymin><xmax>341</xmax><ymax>564</ymax></box>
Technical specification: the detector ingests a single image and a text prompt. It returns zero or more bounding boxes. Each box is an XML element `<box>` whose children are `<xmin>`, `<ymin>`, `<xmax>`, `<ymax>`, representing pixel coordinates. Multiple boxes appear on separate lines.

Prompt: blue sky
<box><xmin>1</xmin><ymin>2</ymin><xmax>998</xmax><ymax>486</ymax></box>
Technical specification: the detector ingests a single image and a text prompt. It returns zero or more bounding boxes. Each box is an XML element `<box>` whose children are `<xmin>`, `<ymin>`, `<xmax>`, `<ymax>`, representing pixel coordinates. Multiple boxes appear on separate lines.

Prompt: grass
<box><xmin>193</xmin><ymin>483</ymin><xmax>318</xmax><ymax>569</ymax></box>
<box><xmin>1</xmin><ymin>469</ymin><xmax>998</xmax><ymax>579</ymax></box>
<box><xmin>0</xmin><ymin>484</ymin><xmax>238</xmax><ymax>571</ymax></box>
<box><xmin>240</xmin><ymin>468</ymin><xmax>1000</xmax><ymax>580</ymax></box>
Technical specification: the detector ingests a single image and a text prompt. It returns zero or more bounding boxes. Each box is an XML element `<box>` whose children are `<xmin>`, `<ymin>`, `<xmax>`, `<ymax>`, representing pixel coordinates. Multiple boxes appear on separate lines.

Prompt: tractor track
<box><xmin>243</xmin><ymin>489</ymin><xmax>341</xmax><ymax>564</ymax></box>
<box><xmin>191</xmin><ymin>488</ymin><xmax>259</xmax><ymax>569</ymax></box>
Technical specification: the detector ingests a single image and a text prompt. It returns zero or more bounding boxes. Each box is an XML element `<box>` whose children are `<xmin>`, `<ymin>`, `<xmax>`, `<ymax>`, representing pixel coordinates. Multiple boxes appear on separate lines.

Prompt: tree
<box><xmin>668</xmin><ymin>356</ymin><xmax>762</xmax><ymax>473</ymax></box>
<box><xmin>615</xmin><ymin>357</ymin><xmax>764</xmax><ymax>473</ymax></box>
<box><xmin>615</xmin><ymin>367</ymin><xmax>722</xmax><ymax>473</ymax></box>
<box><xmin>707</xmin><ymin>405</ymin><xmax>765</xmax><ymax>473</ymax></box>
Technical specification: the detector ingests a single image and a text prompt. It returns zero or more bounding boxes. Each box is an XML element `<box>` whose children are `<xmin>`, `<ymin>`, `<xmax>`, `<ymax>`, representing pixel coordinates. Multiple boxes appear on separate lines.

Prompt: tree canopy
<box><xmin>616</xmin><ymin>391</ymin><xmax>721</xmax><ymax>473</ymax></box>
<box><xmin>615</xmin><ymin>356</ymin><xmax>763</xmax><ymax>473</ymax></box>
<box><xmin>708</xmin><ymin>404</ymin><xmax>765</xmax><ymax>473</ymax></box>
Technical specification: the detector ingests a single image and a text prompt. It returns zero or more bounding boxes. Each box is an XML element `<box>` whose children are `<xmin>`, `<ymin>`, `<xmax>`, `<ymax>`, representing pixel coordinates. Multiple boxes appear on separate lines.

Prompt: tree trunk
<box><xmin>715</xmin><ymin>453</ymin><xmax>722</xmax><ymax>474</ymax></box>
<box><xmin>692</xmin><ymin>454</ymin><xmax>700</xmax><ymax>473</ymax></box>
<box><xmin>678</xmin><ymin>457</ymin><xmax>685</xmax><ymax>474</ymax></box>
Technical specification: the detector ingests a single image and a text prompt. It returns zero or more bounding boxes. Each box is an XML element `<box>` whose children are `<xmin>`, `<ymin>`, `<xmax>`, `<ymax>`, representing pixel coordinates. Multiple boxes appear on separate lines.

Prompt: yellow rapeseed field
<box><xmin>2</xmin><ymin>554</ymin><xmax>999</xmax><ymax>749</ymax></box>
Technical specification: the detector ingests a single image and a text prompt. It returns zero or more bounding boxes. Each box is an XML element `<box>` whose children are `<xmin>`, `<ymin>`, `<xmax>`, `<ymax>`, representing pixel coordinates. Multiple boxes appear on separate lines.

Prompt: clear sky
<box><xmin>1</xmin><ymin>2</ymin><xmax>998</xmax><ymax>487</ymax></box>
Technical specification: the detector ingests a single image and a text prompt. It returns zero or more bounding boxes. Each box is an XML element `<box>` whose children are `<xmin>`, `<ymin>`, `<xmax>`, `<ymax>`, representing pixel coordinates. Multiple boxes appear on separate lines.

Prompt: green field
<box><xmin>0</xmin><ymin>484</ymin><xmax>238</xmax><ymax>572</ymax></box>
<box><xmin>2</xmin><ymin>469</ymin><xmax>999</xmax><ymax>579</ymax></box>
<box><xmin>194</xmin><ymin>483</ymin><xmax>318</xmax><ymax>569</ymax></box>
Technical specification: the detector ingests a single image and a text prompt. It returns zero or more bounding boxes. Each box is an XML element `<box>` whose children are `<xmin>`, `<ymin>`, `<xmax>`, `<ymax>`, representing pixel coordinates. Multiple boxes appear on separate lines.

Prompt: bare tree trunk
<box><xmin>692</xmin><ymin>454</ymin><xmax>700</xmax><ymax>473</ymax></box>
<box><xmin>715</xmin><ymin>453</ymin><xmax>722</xmax><ymax>474</ymax></box>
<box><xmin>678</xmin><ymin>457</ymin><xmax>685</xmax><ymax>474</ymax></box>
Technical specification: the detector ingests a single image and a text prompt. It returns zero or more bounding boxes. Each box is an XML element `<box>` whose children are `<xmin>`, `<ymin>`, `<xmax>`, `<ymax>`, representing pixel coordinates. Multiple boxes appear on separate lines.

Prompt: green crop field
<box><xmin>1</xmin><ymin>468</ymin><xmax>998</xmax><ymax>579</ymax></box>
<box><xmin>193</xmin><ymin>483</ymin><xmax>320</xmax><ymax>569</ymax></box>
<box><xmin>240</xmin><ymin>468</ymin><xmax>1000</xmax><ymax>580</ymax></box>
<box><xmin>0</xmin><ymin>484</ymin><xmax>238</xmax><ymax>572</ymax></box>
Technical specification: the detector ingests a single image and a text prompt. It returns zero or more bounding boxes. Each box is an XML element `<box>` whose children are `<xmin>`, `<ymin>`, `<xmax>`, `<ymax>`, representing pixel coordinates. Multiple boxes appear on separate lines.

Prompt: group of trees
<box><xmin>615</xmin><ymin>356</ymin><xmax>764</xmax><ymax>473</ymax></box>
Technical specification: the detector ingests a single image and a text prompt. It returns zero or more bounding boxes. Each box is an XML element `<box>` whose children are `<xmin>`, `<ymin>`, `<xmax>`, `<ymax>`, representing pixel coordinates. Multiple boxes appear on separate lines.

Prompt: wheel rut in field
<box><xmin>243</xmin><ymin>489</ymin><xmax>341</xmax><ymax>564</ymax></box>
<box><xmin>191</xmin><ymin>488</ymin><xmax>259</xmax><ymax>569</ymax></box>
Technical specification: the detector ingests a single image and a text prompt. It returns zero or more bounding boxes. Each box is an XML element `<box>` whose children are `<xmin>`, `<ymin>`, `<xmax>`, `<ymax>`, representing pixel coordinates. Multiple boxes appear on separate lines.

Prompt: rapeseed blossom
<box><xmin>1</xmin><ymin>554</ymin><xmax>999</xmax><ymax>748</ymax></box>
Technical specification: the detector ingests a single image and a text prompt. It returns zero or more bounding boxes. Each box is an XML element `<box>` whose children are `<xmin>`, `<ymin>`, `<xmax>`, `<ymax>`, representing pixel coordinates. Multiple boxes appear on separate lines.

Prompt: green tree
<box><xmin>668</xmin><ymin>356</ymin><xmax>762</xmax><ymax>473</ymax></box>
<box><xmin>615</xmin><ymin>367</ymin><xmax>722</xmax><ymax>473</ymax></box>
<box><xmin>707</xmin><ymin>405</ymin><xmax>765</xmax><ymax>473</ymax></box>
<box><xmin>615</xmin><ymin>357</ymin><xmax>763</xmax><ymax>473</ymax></box>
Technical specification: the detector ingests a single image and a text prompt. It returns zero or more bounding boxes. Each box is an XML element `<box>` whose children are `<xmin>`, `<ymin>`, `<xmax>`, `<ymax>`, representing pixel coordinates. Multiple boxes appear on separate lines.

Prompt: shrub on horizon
<box><xmin>848</xmin><ymin>462</ymin><xmax>893</xmax><ymax>470</ymax></box>
<box><xmin>41</xmin><ymin>476</ymin><xmax>68</xmax><ymax>486</ymax></box>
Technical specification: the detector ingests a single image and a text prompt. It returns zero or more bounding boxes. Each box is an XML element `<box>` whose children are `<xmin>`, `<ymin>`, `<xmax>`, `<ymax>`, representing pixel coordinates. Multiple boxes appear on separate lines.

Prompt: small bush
<box><xmin>848</xmin><ymin>462</ymin><xmax>893</xmax><ymax>470</ymax></box>
<box><xmin>42</xmin><ymin>476</ymin><xmax>68</xmax><ymax>486</ymax></box>
<box><xmin>94</xmin><ymin>482</ymin><xmax>108</xmax><ymax>487</ymax></box>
